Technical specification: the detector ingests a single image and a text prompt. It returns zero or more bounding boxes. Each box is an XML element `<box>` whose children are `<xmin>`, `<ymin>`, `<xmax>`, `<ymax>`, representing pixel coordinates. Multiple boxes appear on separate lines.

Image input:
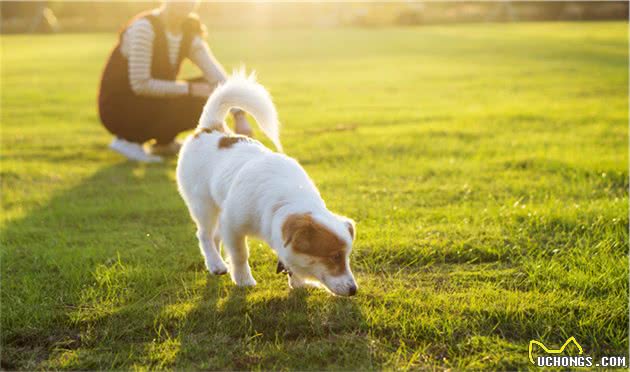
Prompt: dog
<box><xmin>176</xmin><ymin>72</ymin><xmax>358</xmax><ymax>296</ymax></box>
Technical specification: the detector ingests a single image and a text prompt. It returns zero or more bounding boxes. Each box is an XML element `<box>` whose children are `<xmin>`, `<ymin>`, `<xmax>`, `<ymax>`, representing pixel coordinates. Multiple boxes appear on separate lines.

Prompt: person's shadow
<box><xmin>2</xmin><ymin>161</ymin><xmax>369</xmax><ymax>370</ymax></box>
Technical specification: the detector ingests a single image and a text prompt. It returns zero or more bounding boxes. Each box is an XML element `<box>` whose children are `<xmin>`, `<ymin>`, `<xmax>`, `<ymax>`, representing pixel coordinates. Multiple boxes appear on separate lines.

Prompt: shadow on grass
<box><xmin>172</xmin><ymin>260</ymin><xmax>370</xmax><ymax>369</ymax></box>
<box><xmin>2</xmin><ymin>161</ymin><xmax>369</xmax><ymax>370</ymax></box>
<box><xmin>2</xmin><ymin>161</ymin><xmax>178</xmax><ymax>368</ymax></box>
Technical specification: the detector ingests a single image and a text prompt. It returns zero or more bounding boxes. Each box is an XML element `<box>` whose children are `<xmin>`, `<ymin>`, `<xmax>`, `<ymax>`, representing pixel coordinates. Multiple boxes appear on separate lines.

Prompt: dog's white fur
<box><xmin>176</xmin><ymin>72</ymin><xmax>357</xmax><ymax>296</ymax></box>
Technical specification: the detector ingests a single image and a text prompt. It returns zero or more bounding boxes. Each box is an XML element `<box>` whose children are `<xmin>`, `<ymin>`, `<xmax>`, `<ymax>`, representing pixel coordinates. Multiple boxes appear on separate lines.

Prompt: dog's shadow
<box><xmin>175</xmin><ymin>279</ymin><xmax>369</xmax><ymax>369</ymax></box>
<box><xmin>3</xmin><ymin>160</ymin><xmax>370</xmax><ymax>369</ymax></box>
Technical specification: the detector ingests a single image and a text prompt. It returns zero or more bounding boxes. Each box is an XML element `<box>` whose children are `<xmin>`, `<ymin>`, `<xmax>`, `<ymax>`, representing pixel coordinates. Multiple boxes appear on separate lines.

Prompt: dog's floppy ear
<box><xmin>282</xmin><ymin>213</ymin><xmax>314</xmax><ymax>252</ymax></box>
<box><xmin>345</xmin><ymin>218</ymin><xmax>356</xmax><ymax>241</ymax></box>
<box><xmin>283</xmin><ymin>214</ymin><xmax>346</xmax><ymax>257</ymax></box>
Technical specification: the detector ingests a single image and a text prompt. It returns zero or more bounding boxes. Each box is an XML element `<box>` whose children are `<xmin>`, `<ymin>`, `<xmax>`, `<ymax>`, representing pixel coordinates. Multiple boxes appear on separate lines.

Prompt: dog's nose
<box><xmin>348</xmin><ymin>284</ymin><xmax>357</xmax><ymax>296</ymax></box>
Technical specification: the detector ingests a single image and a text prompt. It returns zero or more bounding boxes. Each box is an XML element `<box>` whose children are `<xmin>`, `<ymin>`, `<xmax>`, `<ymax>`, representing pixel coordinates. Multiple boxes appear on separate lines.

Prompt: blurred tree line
<box><xmin>1</xmin><ymin>1</ymin><xmax>628</xmax><ymax>34</ymax></box>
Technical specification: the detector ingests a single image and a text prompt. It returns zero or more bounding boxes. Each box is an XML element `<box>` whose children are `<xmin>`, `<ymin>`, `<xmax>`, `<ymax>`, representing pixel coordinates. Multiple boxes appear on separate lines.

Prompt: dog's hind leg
<box><xmin>213</xmin><ymin>224</ymin><xmax>221</xmax><ymax>253</ymax></box>
<box><xmin>220</xmin><ymin>223</ymin><xmax>256</xmax><ymax>287</ymax></box>
<box><xmin>190</xmin><ymin>203</ymin><xmax>228</xmax><ymax>275</ymax></box>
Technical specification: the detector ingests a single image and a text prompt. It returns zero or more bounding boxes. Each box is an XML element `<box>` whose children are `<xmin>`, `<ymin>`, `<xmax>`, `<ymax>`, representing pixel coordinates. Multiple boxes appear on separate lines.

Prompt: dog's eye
<box><xmin>331</xmin><ymin>253</ymin><xmax>343</xmax><ymax>262</ymax></box>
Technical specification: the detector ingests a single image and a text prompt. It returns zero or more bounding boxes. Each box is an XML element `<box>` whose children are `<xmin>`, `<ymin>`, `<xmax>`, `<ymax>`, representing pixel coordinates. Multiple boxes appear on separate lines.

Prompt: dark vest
<box><xmin>98</xmin><ymin>11</ymin><xmax>203</xmax><ymax>106</ymax></box>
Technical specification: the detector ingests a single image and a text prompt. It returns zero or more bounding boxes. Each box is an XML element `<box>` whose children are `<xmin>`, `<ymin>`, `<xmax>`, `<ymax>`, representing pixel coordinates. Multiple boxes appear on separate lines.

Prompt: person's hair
<box><xmin>162</xmin><ymin>0</ymin><xmax>200</xmax><ymax>14</ymax></box>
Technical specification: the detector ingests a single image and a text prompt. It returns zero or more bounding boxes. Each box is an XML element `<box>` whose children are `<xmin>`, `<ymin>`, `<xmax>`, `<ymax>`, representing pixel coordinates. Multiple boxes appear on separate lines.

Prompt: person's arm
<box><xmin>127</xmin><ymin>19</ymin><xmax>190</xmax><ymax>97</ymax></box>
<box><xmin>188</xmin><ymin>36</ymin><xmax>247</xmax><ymax>115</ymax></box>
<box><xmin>188</xmin><ymin>35</ymin><xmax>251</xmax><ymax>135</ymax></box>
<box><xmin>188</xmin><ymin>36</ymin><xmax>228</xmax><ymax>86</ymax></box>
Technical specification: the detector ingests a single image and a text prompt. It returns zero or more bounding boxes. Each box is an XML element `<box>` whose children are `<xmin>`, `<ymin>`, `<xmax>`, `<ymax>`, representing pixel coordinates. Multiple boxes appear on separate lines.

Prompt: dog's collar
<box><xmin>276</xmin><ymin>260</ymin><xmax>292</xmax><ymax>276</ymax></box>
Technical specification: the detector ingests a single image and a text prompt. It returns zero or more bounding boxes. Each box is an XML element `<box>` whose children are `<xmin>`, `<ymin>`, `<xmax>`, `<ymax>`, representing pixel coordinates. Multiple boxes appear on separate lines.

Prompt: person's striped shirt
<box><xmin>120</xmin><ymin>14</ymin><xmax>227</xmax><ymax>97</ymax></box>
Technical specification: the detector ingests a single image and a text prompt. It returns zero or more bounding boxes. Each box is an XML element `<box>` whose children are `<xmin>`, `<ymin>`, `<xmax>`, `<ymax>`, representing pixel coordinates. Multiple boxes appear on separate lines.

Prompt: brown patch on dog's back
<box><xmin>282</xmin><ymin>213</ymin><xmax>347</xmax><ymax>276</ymax></box>
<box><xmin>193</xmin><ymin>125</ymin><xmax>226</xmax><ymax>138</ymax></box>
<box><xmin>193</xmin><ymin>128</ymin><xmax>212</xmax><ymax>138</ymax></box>
<box><xmin>218</xmin><ymin>135</ymin><xmax>251</xmax><ymax>149</ymax></box>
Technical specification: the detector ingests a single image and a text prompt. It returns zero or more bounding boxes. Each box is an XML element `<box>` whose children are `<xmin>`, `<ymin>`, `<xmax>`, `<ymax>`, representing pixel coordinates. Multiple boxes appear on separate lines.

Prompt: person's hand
<box><xmin>189</xmin><ymin>82</ymin><xmax>213</xmax><ymax>97</ymax></box>
<box><xmin>234</xmin><ymin>111</ymin><xmax>253</xmax><ymax>137</ymax></box>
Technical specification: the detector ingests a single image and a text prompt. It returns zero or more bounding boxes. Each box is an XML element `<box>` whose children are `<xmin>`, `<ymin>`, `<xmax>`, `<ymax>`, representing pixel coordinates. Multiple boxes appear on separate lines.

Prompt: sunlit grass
<box><xmin>1</xmin><ymin>22</ymin><xmax>628</xmax><ymax>369</ymax></box>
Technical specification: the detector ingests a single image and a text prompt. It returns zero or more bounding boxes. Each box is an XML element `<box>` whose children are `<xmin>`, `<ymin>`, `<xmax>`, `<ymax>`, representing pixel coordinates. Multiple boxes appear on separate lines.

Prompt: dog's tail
<box><xmin>198</xmin><ymin>70</ymin><xmax>282</xmax><ymax>152</ymax></box>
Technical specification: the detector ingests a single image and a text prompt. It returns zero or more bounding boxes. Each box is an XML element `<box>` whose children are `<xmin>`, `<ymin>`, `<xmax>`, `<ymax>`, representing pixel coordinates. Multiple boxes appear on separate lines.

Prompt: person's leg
<box><xmin>151</xmin><ymin>77</ymin><xmax>209</xmax><ymax>145</ymax></box>
<box><xmin>153</xmin><ymin>95</ymin><xmax>208</xmax><ymax>144</ymax></box>
<box><xmin>109</xmin><ymin>137</ymin><xmax>163</xmax><ymax>163</ymax></box>
<box><xmin>102</xmin><ymin>92</ymin><xmax>173</xmax><ymax>144</ymax></box>
<box><xmin>99</xmin><ymin>95</ymin><xmax>164</xmax><ymax>162</ymax></box>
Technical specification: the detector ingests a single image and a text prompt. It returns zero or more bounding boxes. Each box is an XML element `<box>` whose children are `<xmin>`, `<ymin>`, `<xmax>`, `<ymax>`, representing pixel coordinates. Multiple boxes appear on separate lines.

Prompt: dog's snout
<box><xmin>348</xmin><ymin>284</ymin><xmax>357</xmax><ymax>296</ymax></box>
<box><xmin>323</xmin><ymin>275</ymin><xmax>357</xmax><ymax>297</ymax></box>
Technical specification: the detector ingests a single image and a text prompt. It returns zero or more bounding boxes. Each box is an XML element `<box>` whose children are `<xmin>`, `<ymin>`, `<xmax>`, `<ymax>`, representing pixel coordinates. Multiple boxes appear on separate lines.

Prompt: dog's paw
<box><xmin>232</xmin><ymin>270</ymin><xmax>257</xmax><ymax>287</ymax></box>
<box><xmin>234</xmin><ymin>276</ymin><xmax>257</xmax><ymax>287</ymax></box>
<box><xmin>206</xmin><ymin>260</ymin><xmax>229</xmax><ymax>276</ymax></box>
<box><xmin>230</xmin><ymin>263</ymin><xmax>257</xmax><ymax>287</ymax></box>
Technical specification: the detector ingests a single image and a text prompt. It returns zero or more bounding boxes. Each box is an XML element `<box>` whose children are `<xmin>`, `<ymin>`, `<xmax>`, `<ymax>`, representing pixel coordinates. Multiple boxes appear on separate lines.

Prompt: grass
<box><xmin>1</xmin><ymin>22</ymin><xmax>628</xmax><ymax>370</ymax></box>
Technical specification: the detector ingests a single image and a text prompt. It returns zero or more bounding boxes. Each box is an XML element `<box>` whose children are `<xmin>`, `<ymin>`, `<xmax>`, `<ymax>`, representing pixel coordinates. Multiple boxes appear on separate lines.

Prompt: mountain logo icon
<box><xmin>529</xmin><ymin>336</ymin><xmax>584</xmax><ymax>365</ymax></box>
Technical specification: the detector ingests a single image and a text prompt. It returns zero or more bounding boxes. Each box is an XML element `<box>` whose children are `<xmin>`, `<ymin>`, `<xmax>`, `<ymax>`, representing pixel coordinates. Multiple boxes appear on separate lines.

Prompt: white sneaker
<box><xmin>109</xmin><ymin>138</ymin><xmax>163</xmax><ymax>163</ymax></box>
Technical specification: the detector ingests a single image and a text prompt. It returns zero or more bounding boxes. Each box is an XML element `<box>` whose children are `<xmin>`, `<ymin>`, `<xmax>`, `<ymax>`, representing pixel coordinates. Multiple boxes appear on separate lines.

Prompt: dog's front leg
<box><xmin>221</xmin><ymin>226</ymin><xmax>257</xmax><ymax>287</ymax></box>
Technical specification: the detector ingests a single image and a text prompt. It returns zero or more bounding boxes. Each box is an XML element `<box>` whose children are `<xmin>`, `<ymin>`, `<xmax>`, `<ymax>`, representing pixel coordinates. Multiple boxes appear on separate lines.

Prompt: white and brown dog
<box><xmin>176</xmin><ymin>72</ymin><xmax>357</xmax><ymax>296</ymax></box>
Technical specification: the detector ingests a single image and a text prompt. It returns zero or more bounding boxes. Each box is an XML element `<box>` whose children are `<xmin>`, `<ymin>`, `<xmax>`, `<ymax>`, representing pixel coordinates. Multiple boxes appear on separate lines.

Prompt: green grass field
<box><xmin>2</xmin><ymin>22</ymin><xmax>628</xmax><ymax>370</ymax></box>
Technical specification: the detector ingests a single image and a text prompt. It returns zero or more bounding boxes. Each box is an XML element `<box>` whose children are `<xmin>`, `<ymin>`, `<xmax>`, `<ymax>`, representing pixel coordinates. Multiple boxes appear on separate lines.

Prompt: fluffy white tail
<box><xmin>198</xmin><ymin>71</ymin><xmax>282</xmax><ymax>152</ymax></box>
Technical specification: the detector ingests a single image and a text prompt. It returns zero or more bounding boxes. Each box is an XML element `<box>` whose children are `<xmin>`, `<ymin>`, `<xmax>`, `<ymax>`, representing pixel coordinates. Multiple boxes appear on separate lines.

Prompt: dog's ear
<box><xmin>283</xmin><ymin>214</ymin><xmax>346</xmax><ymax>256</ymax></box>
<box><xmin>282</xmin><ymin>213</ymin><xmax>315</xmax><ymax>252</ymax></box>
<box><xmin>345</xmin><ymin>218</ymin><xmax>356</xmax><ymax>241</ymax></box>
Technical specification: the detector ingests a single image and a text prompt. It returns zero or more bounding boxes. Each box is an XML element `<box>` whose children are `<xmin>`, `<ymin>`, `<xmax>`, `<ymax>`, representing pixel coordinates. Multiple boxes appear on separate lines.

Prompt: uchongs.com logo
<box><xmin>529</xmin><ymin>337</ymin><xmax>627</xmax><ymax>368</ymax></box>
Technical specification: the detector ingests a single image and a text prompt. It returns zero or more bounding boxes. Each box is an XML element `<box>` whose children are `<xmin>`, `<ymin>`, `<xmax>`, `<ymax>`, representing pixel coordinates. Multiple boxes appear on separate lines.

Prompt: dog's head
<box><xmin>281</xmin><ymin>213</ymin><xmax>357</xmax><ymax>296</ymax></box>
